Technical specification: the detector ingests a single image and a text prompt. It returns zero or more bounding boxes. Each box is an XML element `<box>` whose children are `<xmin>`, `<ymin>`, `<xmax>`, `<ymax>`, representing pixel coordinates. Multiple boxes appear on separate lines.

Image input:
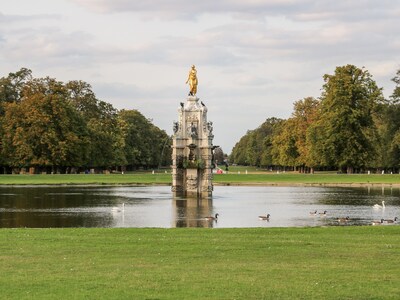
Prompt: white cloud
<box><xmin>0</xmin><ymin>0</ymin><xmax>399</xmax><ymax>151</ymax></box>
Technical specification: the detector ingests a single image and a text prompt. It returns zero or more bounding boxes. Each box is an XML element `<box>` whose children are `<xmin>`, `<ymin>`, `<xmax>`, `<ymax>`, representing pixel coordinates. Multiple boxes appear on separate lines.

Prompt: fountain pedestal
<box><xmin>171</xmin><ymin>96</ymin><xmax>214</xmax><ymax>197</ymax></box>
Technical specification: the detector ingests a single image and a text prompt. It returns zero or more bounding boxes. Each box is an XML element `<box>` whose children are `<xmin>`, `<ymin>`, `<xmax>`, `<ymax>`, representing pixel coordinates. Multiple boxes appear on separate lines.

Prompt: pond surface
<box><xmin>0</xmin><ymin>185</ymin><xmax>399</xmax><ymax>228</ymax></box>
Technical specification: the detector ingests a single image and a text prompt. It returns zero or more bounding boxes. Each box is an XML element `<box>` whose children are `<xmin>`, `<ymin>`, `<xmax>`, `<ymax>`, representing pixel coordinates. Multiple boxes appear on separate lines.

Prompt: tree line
<box><xmin>230</xmin><ymin>65</ymin><xmax>400</xmax><ymax>174</ymax></box>
<box><xmin>0</xmin><ymin>68</ymin><xmax>172</xmax><ymax>174</ymax></box>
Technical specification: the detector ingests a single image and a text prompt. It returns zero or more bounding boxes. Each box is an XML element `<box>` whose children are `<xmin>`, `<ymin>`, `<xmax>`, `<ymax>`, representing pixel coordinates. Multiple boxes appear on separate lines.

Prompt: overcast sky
<box><xmin>1</xmin><ymin>1</ymin><xmax>399</xmax><ymax>153</ymax></box>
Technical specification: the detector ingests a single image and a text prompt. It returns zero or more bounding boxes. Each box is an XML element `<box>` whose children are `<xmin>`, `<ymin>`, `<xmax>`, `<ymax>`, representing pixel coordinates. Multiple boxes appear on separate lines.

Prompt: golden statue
<box><xmin>186</xmin><ymin>65</ymin><xmax>198</xmax><ymax>96</ymax></box>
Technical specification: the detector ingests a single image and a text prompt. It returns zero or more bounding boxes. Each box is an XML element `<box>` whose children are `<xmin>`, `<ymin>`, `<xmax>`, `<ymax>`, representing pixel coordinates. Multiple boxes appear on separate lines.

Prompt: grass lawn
<box><xmin>1</xmin><ymin>171</ymin><xmax>400</xmax><ymax>185</ymax></box>
<box><xmin>0</xmin><ymin>226</ymin><xmax>399</xmax><ymax>299</ymax></box>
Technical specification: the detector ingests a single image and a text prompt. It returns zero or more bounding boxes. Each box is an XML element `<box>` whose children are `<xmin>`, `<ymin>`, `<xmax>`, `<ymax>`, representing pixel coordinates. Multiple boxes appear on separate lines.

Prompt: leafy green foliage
<box><xmin>231</xmin><ymin>65</ymin><xmax>400</xmax><ymax>173</ymax></box>
<box><xmin>230</xmin><ymin>117</ymin><xmax>283</xmax><ymax>167</ymax></box>
<box><xmin>0</xmin><ymin>69</ymin><xmax>171</xmax><ymax>172</ymax></box>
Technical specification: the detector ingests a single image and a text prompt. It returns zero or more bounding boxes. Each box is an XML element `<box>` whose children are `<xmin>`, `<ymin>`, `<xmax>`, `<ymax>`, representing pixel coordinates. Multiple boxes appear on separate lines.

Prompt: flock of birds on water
<box><xmin>258</xmin><ymin>200</ymin><xmax>397</xmax><ymax>226</ymax></box>
<box><xmin>111</xmin><ymin>200</ymin><xmax>398</xmax><ymax>226</ymax></box>
<box><xmin>199</xmin><ymin>200</ymin><xmax>398</xmax><ymax>226</ymax></box>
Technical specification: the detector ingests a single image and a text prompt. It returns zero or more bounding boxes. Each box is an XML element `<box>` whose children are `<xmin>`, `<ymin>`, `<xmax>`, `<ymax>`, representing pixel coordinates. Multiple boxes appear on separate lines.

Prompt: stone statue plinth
<box><xmin>171</xmin><ymin>96</ymin><xmax>214</xmax><ymax>198</ymax></box>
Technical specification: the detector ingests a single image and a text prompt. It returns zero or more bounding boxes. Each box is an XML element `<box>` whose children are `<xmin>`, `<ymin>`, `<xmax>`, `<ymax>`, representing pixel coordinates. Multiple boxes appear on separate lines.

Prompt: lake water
<box><xmin>0</xmin><ymin>185</ymin><xmax>399</xmax><ymax>228</ymax></box>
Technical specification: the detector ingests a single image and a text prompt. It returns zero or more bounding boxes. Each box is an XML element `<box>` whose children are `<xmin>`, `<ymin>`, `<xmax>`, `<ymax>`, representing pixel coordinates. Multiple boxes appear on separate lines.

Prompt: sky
<box><xmin>1</xmin><ymin>0</ymin><xmax>399</xmax><ymax>153</ymax></box>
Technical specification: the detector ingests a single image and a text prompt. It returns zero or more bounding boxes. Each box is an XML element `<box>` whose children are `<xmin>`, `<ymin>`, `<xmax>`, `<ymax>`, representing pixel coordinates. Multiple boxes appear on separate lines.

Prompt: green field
<box><xmin>0</xmin><ymin>227</ymin><xmax>399</xmax><ymax>299</ymax></box>
<box><xmin>1</xmin><ymin>171</ymin><xmax>400</xmax><ymax>185</ymax></box>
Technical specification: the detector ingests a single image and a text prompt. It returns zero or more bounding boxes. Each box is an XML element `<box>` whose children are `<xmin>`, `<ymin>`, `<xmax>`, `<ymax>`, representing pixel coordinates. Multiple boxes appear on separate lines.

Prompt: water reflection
<box><xmin>173</xmin><ymin>197</ymin><xmax>214</xmax><ymax>228</ymax></box>
<box><xmin>0</xmin><ymin>185</ymin><xmax>399</xmax><ymax>228</ymax></box>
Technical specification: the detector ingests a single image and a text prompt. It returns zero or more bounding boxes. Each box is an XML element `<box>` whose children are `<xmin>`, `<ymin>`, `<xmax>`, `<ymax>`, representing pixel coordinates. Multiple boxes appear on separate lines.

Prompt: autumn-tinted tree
<box><xmin>271</xmin><ymin>118</ymin><xmax>298</xmax><ymax>169</ymax></box>
<box><xmin>0</xmin><ymin>69</ymin><xmax>170</xmax><ymax>173</ymax></box>
<box><xmin>271</xmin><ymin>98</ymin><xmax>319</xmax><ymax>172</ymax></box>
<box><xmin>1</xmin><ymin>77</ymin><xmax>89</xmax><ymax>172</ymax></box>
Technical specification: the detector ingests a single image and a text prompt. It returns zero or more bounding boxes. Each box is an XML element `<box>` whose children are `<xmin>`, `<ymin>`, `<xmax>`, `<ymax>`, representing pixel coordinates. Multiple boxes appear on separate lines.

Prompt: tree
<box><xmin>66</xmin><ymin>81</ymin><xmax>126</xmax><ymax>169</ymax></box>
<box><xmin>391</xmin><ymin>69</ymin><xmax>400</xmax><ymax>103</ymax></box>
<box><xmin>271</xmin><ymin>118</ymin><xmax>298</xmax><ymax>169</ymax></box>
<box><xmin>0</xmin><ymin>68</ymin><xmax>34</xmax><ymax>170</ymax></box>
<box><xmin>373</xmin><ymin>69</ymin><xmax>400</xmax><ymax>172</ymax></box>
<box><xmin>1</xmin><ymin>77</ymin><xmax>89</xmax><ymax>172</ymax></box>
<box><xmin>271</xmin><ymin>98</ymin><xmax>319</xmax><ymax>172</ymax></box>
<box><xmin>0</xmin><ymin>68</ymin><xmax>33</xmax><ymax>109</ymax></box>
<box><xmin>118</xmin><ymin>109</ymin><xmax>171</xmax><ymax>170</ymax></box>
<box><xmin>312</xmin><ymin>65</ymin><xmax>384</xmax><ymax>173</ymax></box>
<box><xmin>213</xmin><ymin>147</ymin><xmax>225</xmax><ymax>165</ymax></box>
<box><xmin>230</xmin><ymin>118</ymin><xmax>283</xmax><ymax>167</ymax></box>
<box><xmin>230</xmin><ymin>133</ymin><xmax>251</xmax><ymax>165</ymax></box>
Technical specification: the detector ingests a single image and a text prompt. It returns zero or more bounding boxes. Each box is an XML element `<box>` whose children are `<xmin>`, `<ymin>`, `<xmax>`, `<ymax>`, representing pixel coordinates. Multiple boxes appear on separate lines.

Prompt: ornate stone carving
<box><xmin>186</xmin><ymin>175</ymin><xmax>198</xmax><ymax>189</ymax></box>
<box><xmin>171</xmin><ymin>186</ymin><xmax>184</xmax><ymax>192</ymax></box>
<box><xmin>187</xmin><ymin>122</ymin><xmax>198</xmax><ymax>138</ymax></box>
<box><xmin>186</xmin><ymin>114</ymin><xmax>199</xmax><ymax>122</ymax></box>
<box><xmin>201</xmin><ymin>185</ymin><xmax>213</xmax><ymax>192</ymax></box>
<box><xmin>207</xmin><ymin>121</ymin><xmax>213</xmax><ymax>134</ymax></box>
<box><xmin>173</xmin><ymin>121</ymin><xmax>179</xmax><ymax>134</ymax></box>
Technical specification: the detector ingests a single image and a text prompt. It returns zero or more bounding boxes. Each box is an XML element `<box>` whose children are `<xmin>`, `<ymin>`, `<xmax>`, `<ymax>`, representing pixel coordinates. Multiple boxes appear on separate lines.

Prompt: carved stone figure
<box><xmin>207</xmin><ymin>121</ymin><xmax>213</xmax><ymax>134</ymax></box>
<box><xmin>173</xmin><ymin>121</ymin><xmax>179</xmax><ymax>134</ymax></box>
<box><xmin>188</xmin><ymin>122</ymin><xmax>198</xmax><ymax>138</ymax></box>
<box><xmin>186</xmin><ymin>175</ymin><xmax>198</xmax><ymax>189</ymax></box>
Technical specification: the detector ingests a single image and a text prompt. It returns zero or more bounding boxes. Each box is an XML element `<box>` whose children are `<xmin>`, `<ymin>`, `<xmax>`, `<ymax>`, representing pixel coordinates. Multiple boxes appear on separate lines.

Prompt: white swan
<box><xmin>373</xmin><ymin>201</ymin><xmax>385</xmax><ymax>209</ymax></box>
<box><xmin>112</xmin><ymin>203</ymin><xmax>125</xmax><ymax>213</ymax></box>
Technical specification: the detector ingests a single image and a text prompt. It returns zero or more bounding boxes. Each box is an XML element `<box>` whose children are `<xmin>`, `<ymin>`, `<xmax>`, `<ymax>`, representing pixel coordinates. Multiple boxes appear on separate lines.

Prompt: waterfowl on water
<box><xmin>371</xmin><ymin>219</ymin><xmax>384</xmax><ymax>226</ymax></box>
<box><xmin>384</xmin><ymin>217</ymin><xmax>398</xmax><ymax>224</ymax></box>
<box><xmin>373</xmin><ymin>201</ymin><xmax>385</xmax><ymax>209</ymax></box>
<box><xmin>337</xmin><ymin>216</ymin><xmax>350</xmax><ymax>222</ymax></box>
<box><xmin>319</xmin><ymin>210</ymin><xmax>327</xmax><ymax>216</ymax></box>
<box><xmin>112</xmin><ymin>203</ymin><xmax>125</xmax><ymax>213</ymax></box>
<box><xmin>258</xmin><ymin>214</ymin><xmax>270</xmax><ymax>220</ymax></box>
<box><xmin>309</xmin><ymin>210</ymin><xmax>317</xmax><ymax>216</ymax></box>
<box><xmin>205</xmin><ymin>213</ymin><xmax>219</xmax><ymax>221</ymax></box>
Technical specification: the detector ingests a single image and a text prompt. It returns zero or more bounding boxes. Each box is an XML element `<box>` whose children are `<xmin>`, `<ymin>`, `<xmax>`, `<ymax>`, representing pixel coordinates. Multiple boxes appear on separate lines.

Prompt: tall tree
<box><xmin>312</xmin><ymin>65</ymin><xmax>384</xmax><ymax>173</ymax></box>
<box><xmin>374</xmin><ymin>68</ymin><xmax>400</xmax><ymax>171</ymax></box>
<box><xmin>292</xmin><ymin>97</ymin><xmax>319</xmax><ymax>172</ymax></box>
<box><xmin>271</xmin><ymin>118</ymin><xmax>298</xmax><ymax>169</ymax></box>
<box><xmin>272</xmin><ymin>97</ymin><xmax>319</xmax><ymax>172</ymax></box>
<box><xmin>66</xmin><ymin>81</ymin><xmax>125</xmax><ymax>169</ymax></box>
<box><xmin>1</xmin><ymin>77</ymin><xmax>89</xmax><ymax>171</ymax></box>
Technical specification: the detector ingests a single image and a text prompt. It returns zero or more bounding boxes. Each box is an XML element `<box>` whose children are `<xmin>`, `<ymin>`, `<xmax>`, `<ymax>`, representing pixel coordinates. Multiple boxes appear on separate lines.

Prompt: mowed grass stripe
<box><xmin>0</xmin><ymin>227</ymin><xmax>399</xmax><ymax>299</ymax></box>
<box><xmin>1</xmin><ymin>172</ymin><xmax>400</xmax><ymax>185</ymax></box>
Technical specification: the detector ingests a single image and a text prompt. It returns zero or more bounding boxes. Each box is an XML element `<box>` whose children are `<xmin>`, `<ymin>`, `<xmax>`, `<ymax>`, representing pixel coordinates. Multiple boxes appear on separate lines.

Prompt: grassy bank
<box><xmin>1</xmin><ymin>172</ymin><xmax>400</xmax><ymax>185</ymax></box>
<box><xmin>0</xmin><ymin>173</ymin><xmax>171</xmax><ymax>185</ymax></box>
<box><xmin>0</xmin><ymin>227</ymin><xmax>399</xmax><ymax>299</ymax></box>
